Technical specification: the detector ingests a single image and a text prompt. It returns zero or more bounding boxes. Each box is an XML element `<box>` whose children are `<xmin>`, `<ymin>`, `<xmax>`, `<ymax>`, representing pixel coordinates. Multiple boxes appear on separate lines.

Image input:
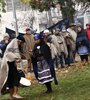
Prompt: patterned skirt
<box><xmin>78</xmin><ymin>46</ymin><xmax>89</xmax><ymax>55</ymax></box>
<box><xmin>37</xmin><ymin>58</ymin><xmax>53</xmax><ymax>84</ymax></box>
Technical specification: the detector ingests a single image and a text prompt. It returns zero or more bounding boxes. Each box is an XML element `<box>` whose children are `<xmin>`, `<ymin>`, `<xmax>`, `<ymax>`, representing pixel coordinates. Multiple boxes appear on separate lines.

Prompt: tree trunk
<box><xmin>47</xmin><ymin>9</ymin><xmax>53</xmax><ymax>26</ymax></box>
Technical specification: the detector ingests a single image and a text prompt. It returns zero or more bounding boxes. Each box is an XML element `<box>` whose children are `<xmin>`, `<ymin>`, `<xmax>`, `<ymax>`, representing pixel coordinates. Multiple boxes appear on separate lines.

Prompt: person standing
<box><xmin>60</xmin><ymin>26</ymin><xmax>75</xmax><ymax>66</ymax></box>
<box><xmin>55</xmin><ymin>29</ymin><xmax>68</xmax><ymax>68</ymax></box>
<box><xmin>86</xmin><ymin>24</ymin><xmax>90</xmax><ymax>52</ymax></box>
<box><xmin>67</xmin><ymin>23</ymin><xmax>77</xmax><ymax>63</ymax></box>
<box><xmin>0</xmin><ymin>33</ymin><xmax>10</xmax><ymax>57</ymax></box>
<box><xmin>43</xmin><ymin>29</ymin><xmax>58</xmax><ymax>85</ymax></box>
<box><xmin>23</xmin><ymin>28</ymin><xmax>35</xmax><ymax>72</ymax></box>
<box><xmin>0</xmin><ymin>35</ymin><xmax>25</xmax><ymax>99</ymax></box>
<box><xmin>47</xmin><ymin>37</ymin><xmax>58</xmax><ymax>70</ymax></box>
<box><xmin>86</xmin><ymin>24</ymin><xmax>90</xmax><ymax>39</ymax></box>
<box><xmin>32</xmin><ymin>34</ymin><xmax>53</xmax><ymax>93</ymax></box>
<box><xmin>76</xmin><ymin>26</ymin><xmax>89</xmax><ymax>64</ymax></box>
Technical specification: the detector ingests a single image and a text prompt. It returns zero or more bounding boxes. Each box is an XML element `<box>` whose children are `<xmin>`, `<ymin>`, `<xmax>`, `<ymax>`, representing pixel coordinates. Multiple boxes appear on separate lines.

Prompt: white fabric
<box><xmin>39</xmin><ymin>79</ymin><xmax>53</xmax><ymax>84</ymax></box>
<box><xmin>20</xmin><ymin>77</ymin><xmax>31</xmax><ymax>87</ymax></box>
<box><xmin>38</xmin><ymin>75</ymin><xmax>52</xmax><ymax>80</ymax></box>
<box><xmin>44</xmin><ymin>29</ymin><xmax>50</xmax><ymax>33</ymax></box>
<box><xmin>38</xmin><ymin>69</ymin><xmax>50</xmax><ymax>74</ymax></box>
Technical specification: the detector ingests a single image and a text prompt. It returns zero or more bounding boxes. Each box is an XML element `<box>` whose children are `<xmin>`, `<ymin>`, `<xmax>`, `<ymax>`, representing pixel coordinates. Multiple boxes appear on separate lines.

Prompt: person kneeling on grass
<box><xmin>32</xmin><ymin>34</ymin><xmax>54</xmax><ymax>93</ymax></box>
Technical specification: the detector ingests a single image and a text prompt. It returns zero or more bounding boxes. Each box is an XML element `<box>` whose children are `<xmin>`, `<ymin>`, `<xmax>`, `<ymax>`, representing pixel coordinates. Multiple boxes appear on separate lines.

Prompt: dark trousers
<box><xmin>45</xmin><ymin>82</ymin><xmax>52</xmax><ymax>92</ymax></box>
<box><xmin>80</xmin><ymin>55</ymin><xmax>88</xmax><ymax>62</ymax></box>
<box><xmin>46</xmin><ymin>59</ymin><xmax>58</xmax><ymax>84</ymax></box>
<box><xmin>32</xmin><ymin>63</ymin><xmax>38</xmax><ymax>80</ymax></box>
<box><xmin>60</xmin><ymin>52</ymin><xmax>65</xmax><ymax>68</ymax></box>
<box><xmin>52</xmin><ymin>56</ymin><xmax>58</xmax><ymax>68</ymax></box>
<box><xmin>31</xmin><ymin>57</ymin><xmax>38</xmax><ymax>80</ymax></box>
<box><xmin>7</xmin><ymin>61</ymin><xmax>20</xmax><ymax>89</ymax></box>
<box><xmin>66</xmin><ymin>45</ymin><xmax>73</xmax><ymax>65</ymax></box>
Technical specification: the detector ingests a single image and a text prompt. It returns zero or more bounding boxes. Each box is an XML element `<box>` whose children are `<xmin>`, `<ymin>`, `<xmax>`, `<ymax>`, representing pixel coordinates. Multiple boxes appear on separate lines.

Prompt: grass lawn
<box><xmin>1</xmin><ymin>64</ymin><xmax>90</xmax><ymax>100</ymax></box>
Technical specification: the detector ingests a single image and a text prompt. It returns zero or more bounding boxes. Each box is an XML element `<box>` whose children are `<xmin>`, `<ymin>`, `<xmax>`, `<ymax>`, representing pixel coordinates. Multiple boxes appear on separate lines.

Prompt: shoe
<box><xmin>68</xmin><ymin>64</ymin><xmax>71</xmax><ymax>66</ymax></box>
<box><xmin>13</xmin><ymin>94</ymin><xmax>23</xmax><ymax>99</ymax></box>
<box><xmin>54</xmin><ymin>80</ymin><xmax>58</xmax><ymax>85</ymax></box>
<box><xmin>45</xmin><ymin>90</ymin><xmax>52</xmax><ymax>93</ymax></box>
<box><xmin>61</xmin><ymin>65</ymin><xmax>65</xmax><ymax>69</ymax></box>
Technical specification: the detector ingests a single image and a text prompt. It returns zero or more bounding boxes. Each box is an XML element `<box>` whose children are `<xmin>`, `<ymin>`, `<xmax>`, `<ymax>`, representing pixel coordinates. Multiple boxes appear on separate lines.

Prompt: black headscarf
<box><xmin>17</xmin><ymin>35</ymin><xmax>25</xmax><ymax>42</ymax></box>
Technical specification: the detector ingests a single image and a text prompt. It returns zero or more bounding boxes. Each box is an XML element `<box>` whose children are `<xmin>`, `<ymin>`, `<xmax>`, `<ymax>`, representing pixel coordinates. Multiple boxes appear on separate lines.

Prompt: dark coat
<box><xmin>32</xmin><ymin>40</ymin><xmax>52</xmax><ymax>79</ymax></box>
<box><xmin>0</xmin><ymin>40</ymin><xmax>9</xmax><ymax>57</ymax></box>
<box><xmin>33</xmin><ymin>40</ymin><xmax>52</xmax><ymax>61</ymax></box>
<box><xmin>32</xmin><ymin>40</ymin><xmax>53</xmax><ymax>83</ymax></box>
<box><xmin>76</xmin><ymin>30</ymin><xmax>89</xmax><ymax>50</ymax></box>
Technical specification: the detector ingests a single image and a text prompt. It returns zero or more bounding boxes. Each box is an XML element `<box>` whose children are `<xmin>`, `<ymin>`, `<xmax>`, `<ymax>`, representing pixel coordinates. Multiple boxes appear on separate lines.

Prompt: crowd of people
<box><xmin>0</xmin><ymin>22</ymin><xmax>90</xmax><ymax>99</ymax></box>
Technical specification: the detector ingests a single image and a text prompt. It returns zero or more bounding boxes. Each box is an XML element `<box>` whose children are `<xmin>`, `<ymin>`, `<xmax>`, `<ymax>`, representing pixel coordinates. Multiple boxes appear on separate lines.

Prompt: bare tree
<box><xmin>11</xmin><ymin>11</ymin><xmax>35</xmax><ymax>32</ymax></box>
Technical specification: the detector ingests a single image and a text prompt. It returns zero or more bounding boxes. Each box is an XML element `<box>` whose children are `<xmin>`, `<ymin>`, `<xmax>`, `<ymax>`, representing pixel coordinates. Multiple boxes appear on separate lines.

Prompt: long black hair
<box><xmin>77</xmin><ymin>26</ymin><xmax>87</xmax><ymax>37</ymax></box>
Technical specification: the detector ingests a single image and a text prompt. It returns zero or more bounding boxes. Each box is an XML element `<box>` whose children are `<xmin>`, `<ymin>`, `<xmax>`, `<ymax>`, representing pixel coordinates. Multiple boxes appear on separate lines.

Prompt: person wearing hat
<box><xmin>43</xmin><ymin>29</ymin><xmax>50</xmax><ymax>43</ymax></box>
<box><xmin>23</xmin><ymin>28</ymin><xmax>35</xmax><ymax>72</ymax></box>
<box><xmin>55</xmin><ymin>28</ymin><xmax>68</xmax><ymax>68</ymax></box>
<box><xmin>47</xmin><ymin>35</ymin><xmax>59</xmax><ymax>70</ymax></box>
<box><xmin>43</xmin><ymin>29</ymin><xmax>58</xmax><ymax>85</ymax></box>
<box><xmin>60</xmin><ymin>25</ymin><xmax>76</xmax><ymax>66</ymax></box>
<box><xmin>0</xmin><ymin>33</ymin><xmax>10</xmax><ymax>57</ymax></box>
<box><xmin>32</xmin><ymin>33</ymin><xmax>53</xmax><ymax>93</ymax></box>
<box><xmin>0</xmin><ymin>35</ymin><xmax>25</xmax><ymax>99</ymax></box>
<box><xmin>67</xmin><ymin>23</ymin><xmax>77</xmax><ymax>63</ymax></box>
<box><xmin>43</xmin><ymin>29</ymin><xmax>50</xmax><ymax>36</ymax></box>
<box><xmin>67</xmin><ymin>23</ymin><xmax>77</xmax><ymax>42</ymax></box>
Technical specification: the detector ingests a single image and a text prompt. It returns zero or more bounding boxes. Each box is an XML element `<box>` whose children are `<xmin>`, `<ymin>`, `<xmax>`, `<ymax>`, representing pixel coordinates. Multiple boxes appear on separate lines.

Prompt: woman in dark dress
<box><xmin>32</xmin><ymin>34</ymin><xmax>53</xmax><ymax>93</ymax></box>
<box><xmin>76</xmin><ymin>26</ymin><xmax>89</xmax><ymax>64</ymax></box>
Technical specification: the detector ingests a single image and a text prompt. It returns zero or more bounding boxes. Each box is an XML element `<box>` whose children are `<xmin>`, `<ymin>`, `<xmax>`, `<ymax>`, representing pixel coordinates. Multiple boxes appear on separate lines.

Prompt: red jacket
<box><xmin>86</xmin><ymin>28</ymin><xmax>90</xmax><ymax>40</ymax></box>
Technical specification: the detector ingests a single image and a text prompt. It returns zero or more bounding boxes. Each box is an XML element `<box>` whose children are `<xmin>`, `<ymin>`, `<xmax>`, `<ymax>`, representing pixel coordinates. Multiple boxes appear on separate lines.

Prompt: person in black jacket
<box><xmin>32</xmin><ymin>34</ymin><xmax>58</xmax><ymax>93</ymax></box>
<box><xmin>76</xmin><ymin>26</ymin><xmax>89</xmax><ymax>63</ymax></box>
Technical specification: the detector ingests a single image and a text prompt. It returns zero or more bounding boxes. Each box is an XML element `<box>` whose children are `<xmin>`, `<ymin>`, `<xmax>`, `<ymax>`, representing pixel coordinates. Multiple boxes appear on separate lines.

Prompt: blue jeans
<box><xmin>52</xmin><ymin>56</ymin><xmax>59</xmax><ymax>68</ymax></box>
<box><xmin>66</xmin><ymin>45</ymin><xmax>73</xmax><ymax>65</ymax></box>
<box><xmin>59</xmin><ymin>52</ymin><xmax>65</xmax><ymax>68</ymax></box>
